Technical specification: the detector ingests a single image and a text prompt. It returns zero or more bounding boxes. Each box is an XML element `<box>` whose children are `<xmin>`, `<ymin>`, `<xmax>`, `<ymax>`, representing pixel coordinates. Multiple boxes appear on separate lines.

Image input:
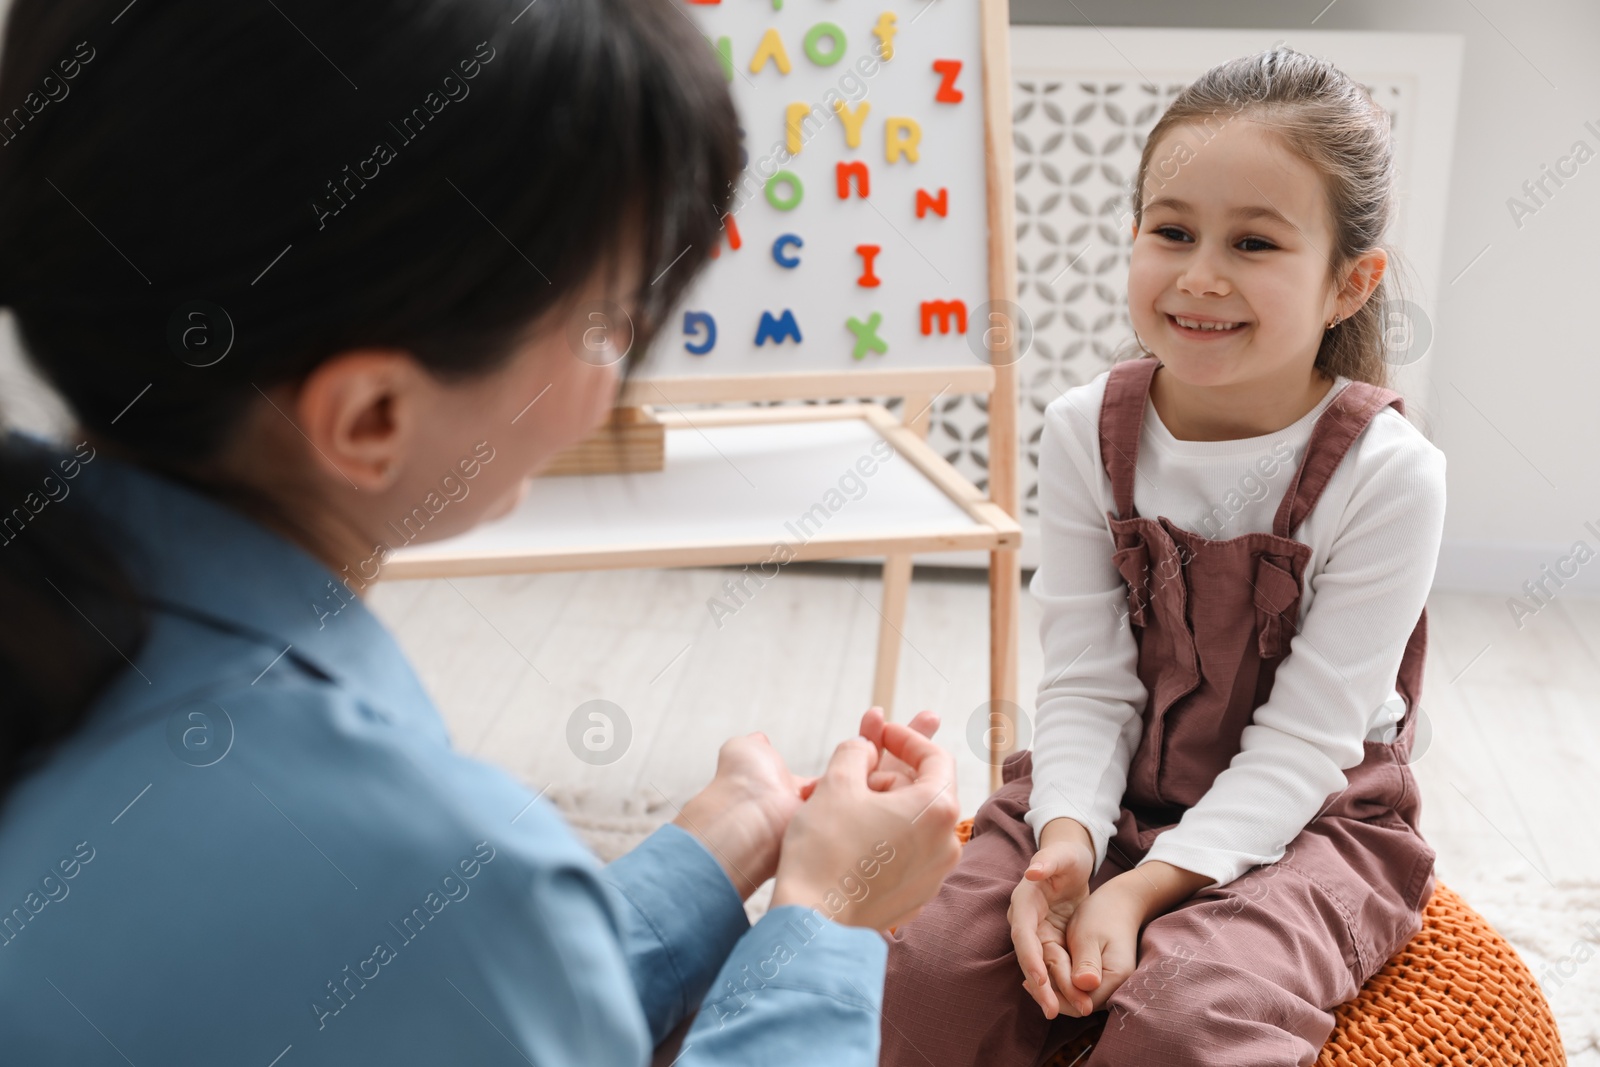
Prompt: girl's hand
<box><xmin>1055</xmin><ymin>861</ymin><xmax>1216</xmax><ymax>1017</ymax></box>
<box><xmin>1055</xmin><ymin>879</ymin><xmax>1146</xmax><ymax>1017</ymax></box>
<box><xmin>858</xmin><ymin>706</ymin><xmax>940</xmax><ymax>791</ymax></box>
<box><xmin>1009</xmin><ymin>822</ymin><xmax>1097</xmax><ymax>1018</ymax></box>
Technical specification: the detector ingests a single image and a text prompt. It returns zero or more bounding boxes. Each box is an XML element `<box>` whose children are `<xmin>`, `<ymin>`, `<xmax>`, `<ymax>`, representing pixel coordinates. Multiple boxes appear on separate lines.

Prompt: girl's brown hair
<box><xmin>1128</xmin><ymin>46</ymin><xmax>1402</xmax><ymax>388</ymax></box>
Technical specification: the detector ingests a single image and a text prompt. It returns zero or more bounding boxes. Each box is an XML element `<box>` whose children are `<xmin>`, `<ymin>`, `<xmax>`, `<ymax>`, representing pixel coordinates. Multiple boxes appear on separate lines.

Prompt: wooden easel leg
<box><xmin>872</xmin><ymin>553</ymin><xmax>915</xmax><ymax>718</ymax></box>
<box><xmin>989</xmin><ymin>547</ymin><xmax>1020</xmax><ymax>794</ymax></box>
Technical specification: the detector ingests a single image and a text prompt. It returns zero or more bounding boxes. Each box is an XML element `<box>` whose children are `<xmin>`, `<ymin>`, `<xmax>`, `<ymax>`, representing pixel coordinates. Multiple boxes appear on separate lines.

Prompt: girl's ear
<box><xmin>292</xmin><ymin>350</ymin><xmax>428</xmax><ymax>492</ymax></box>
<box><xmin>1334</xmin><ymin>247</ymin><xmax>1389</xmax><ymax>320</ymax></box>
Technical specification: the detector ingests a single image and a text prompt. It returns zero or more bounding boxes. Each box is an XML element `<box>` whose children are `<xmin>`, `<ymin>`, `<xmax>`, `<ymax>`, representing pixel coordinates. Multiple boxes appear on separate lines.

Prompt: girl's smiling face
<box><xmin>1127</xmin><ymin>117</ymin><xmax>1348</xmax><ymax>391</ymax></box>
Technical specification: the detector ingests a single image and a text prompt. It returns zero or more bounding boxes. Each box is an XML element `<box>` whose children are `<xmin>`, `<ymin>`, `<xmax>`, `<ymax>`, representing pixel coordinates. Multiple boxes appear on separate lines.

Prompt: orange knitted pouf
<box><xmin>949</xmin><ymin>819</ymin><xmax>1567</xmax><ymax>1066</ymax></box>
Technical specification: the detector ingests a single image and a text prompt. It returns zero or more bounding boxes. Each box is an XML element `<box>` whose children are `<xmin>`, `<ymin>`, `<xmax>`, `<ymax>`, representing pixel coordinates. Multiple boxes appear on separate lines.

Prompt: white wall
<box><xmin>1011</xmin><ymin>0</ymin><xmax>1600</xmax><ymax>597</ymax></box>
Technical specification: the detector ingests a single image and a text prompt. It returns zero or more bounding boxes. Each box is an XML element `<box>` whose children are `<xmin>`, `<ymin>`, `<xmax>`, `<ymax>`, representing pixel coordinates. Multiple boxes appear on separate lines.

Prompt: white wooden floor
<box><xmin>369</xmin><ymin>565</ymin><xmax>1600</xmax><ymax>1063</ymax></box>
<box><xmin>367</xmin><ymin>563</ymin><xmax>1020</xmax><ymax>826</ymax></box>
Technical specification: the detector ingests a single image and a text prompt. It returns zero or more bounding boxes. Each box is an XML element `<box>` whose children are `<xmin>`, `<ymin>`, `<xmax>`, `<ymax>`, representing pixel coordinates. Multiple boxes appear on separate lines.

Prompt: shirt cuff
<box><xmin>688</xmin><ymin>905</ymin><xmax>888</xmax><ymax>1047</ymax></box>
<box><xmin>601</xmin><ymin>821</ymin><xmax>751</xmax><ymax>1042</ymax></box>
<box><xmin>1024</xmin><ymin>803</ymin><xmax>1111</xmax><ymax>876</ymax></box>
<box><xmin>1139</xmin><ymin>832</ymin><xmax>1267</xmax><ymax>888</ymax></box>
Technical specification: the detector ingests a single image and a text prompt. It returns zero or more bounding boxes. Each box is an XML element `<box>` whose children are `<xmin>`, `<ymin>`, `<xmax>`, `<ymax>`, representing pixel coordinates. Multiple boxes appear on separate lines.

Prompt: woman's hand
<box><xmin>675</xmin><ymin>712</ymin><xmax>945</xmax><ymax>901</ymax></box>
<box><xmin>1009</xmin><ymin>818</ymin><xmax>1097</xmax><ymax>1018</ymax></box>
<box><xmin>856</xmin><ymin>706</ymin><xmax>940</xmax><ymax>792</ymax></box>
<box><xmin>771</xmin><ymin>724</ymin><xmax>961</xmax><ymax>931</ymax></box>
<box><xmin>671</xmin><ymin>732</ymin><xmax>810</xmax><ymax>900</ymax></box>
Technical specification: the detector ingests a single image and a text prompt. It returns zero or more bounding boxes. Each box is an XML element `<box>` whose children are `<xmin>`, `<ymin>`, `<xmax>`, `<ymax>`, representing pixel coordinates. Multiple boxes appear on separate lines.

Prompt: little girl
<box><xmin>881</xmin><ymin>47</ymin><xmax>1446</xmax><ymax>1067</ymax></box>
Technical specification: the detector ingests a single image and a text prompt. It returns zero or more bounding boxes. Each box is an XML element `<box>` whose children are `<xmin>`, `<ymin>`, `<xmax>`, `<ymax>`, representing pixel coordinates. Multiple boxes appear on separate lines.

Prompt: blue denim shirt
<box><xmin>0</xmin><ymin>437</ymin><xmax>887</xmax><ymax>1064</ymax></box>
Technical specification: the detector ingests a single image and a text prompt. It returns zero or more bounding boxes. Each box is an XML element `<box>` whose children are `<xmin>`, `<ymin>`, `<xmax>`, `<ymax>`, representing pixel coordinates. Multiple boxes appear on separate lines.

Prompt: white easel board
<box><xmin>627</xmin><ymin>0</ymin><xmax>1005</xmax><ymax>391</ymax></box>
<box><xmin>385</xmin><ymin>409</ymin><xmax>1016</xmax><ymax>577</ymax></box>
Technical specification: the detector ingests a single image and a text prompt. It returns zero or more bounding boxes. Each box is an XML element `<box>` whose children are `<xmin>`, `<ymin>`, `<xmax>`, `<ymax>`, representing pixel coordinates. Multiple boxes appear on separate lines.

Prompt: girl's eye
<box><xmin>1149</xmin><ymin>227</ymin><xmax>1274</xmax><ymax>252</ymax></box>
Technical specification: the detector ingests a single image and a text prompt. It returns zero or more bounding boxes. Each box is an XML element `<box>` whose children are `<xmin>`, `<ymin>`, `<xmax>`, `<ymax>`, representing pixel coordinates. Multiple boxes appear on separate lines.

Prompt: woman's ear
<box><xmin>292</xmin><ymin>350</ymin><xmax>428</xmax><ymax>492</ymax></box>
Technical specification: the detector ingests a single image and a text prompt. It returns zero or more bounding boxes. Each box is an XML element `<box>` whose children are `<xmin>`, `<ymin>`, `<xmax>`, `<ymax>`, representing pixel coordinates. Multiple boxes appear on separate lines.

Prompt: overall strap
<box><xmin>1273</xmin><ymin>380</ymin><xmax>1405</xmax><ymax>539</ymax></box>
<box><xmin>1098</xmin><ymin>357</ymin><xmax>1160</xmax><ymax>521</ymax></box>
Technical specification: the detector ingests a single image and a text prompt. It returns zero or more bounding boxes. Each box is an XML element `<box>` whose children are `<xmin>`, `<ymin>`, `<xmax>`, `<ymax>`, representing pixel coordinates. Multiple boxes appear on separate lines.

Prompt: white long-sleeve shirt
<box><xmin>1024</xmin><ymin>368</ymin><xmax>1447</xmax><ymax>887</ymax></box>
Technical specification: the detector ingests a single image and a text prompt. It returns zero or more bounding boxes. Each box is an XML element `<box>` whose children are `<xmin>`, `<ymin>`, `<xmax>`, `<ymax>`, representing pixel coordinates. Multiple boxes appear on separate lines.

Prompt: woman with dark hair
<box><xmin>0</xmin><ymin>1</ymin><xmax>961</xmax><ymax>1062</ymax></box>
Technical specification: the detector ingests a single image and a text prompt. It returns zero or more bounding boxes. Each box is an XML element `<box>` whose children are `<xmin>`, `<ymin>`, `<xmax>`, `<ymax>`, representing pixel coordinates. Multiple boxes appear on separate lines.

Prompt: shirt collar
<box><xmin>19</xmin><ymin>432</ymin><xmax>435</xmax><ymax>716</ymax></box>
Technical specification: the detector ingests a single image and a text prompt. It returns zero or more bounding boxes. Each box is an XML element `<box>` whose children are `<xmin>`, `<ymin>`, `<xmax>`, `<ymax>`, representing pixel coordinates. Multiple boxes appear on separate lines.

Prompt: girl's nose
<box><xmin>1176</xmin><ymin>244</ymin><xmax>1233</xmax><ymax>298</ymax></box>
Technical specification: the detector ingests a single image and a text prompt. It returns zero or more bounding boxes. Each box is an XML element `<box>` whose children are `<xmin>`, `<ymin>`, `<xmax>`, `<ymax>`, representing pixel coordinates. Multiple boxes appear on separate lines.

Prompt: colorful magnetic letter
<box><xmin>920</xmin><ymin>299</ymin><xmax>968</xmax><ymax>335</ymax></box>
<box><xmin>772</xmin><ymin>233</ymin><xmax>803</xmax><ymax>268</ymax></box>
<box><xmin>709</xmin><ymin>37</ymin><xmax>732</xmax><ymax>81</ymax></box>
<box><xmin>885</xmin><ymin>118</ymin><xmax>922</xmax><ymax>164</ymax></box>
<box><xmin>708</xmin><ymin>211</ymin><xmax>742</xmax><ymax>258</ymax></box>
<box><xmin>932</xmin><ymin>59</ymin><xmax>964</xmax><ymax>103</ymax></box>
<box><xmin>804</xmin><ymin>22</ymin><xmax>847</xmax><ymax>67</ymax></box>
<box><xmin>764</xmin><ymin>171</ymin><xmax>804</xmax><ymax>211</ymax></box>
<box><xmin>786</xmin><ymin>102</ymin><xmax>821</xmax><ymax>155</ymax></box>
<box><xmin>856</xmin><ymin>244</ymin><xmax>882</xmax><ymax>288</ymax></box>
<box><xmin>750</xmin><ymin>28</ymin><xmax>792</xmax><ymax>75</ymax></box>
<box><xmin>756</xmin><ymin>309</ymin><xmax>803</xmax><ymax>346</ymax></box>
<box><xmin>833</xmin><ymin>100</ymin><xmax>871</xmax><ymax>149</ymax></box>
<box><xmin>837</xmin><ymin>161</ymin><xmax>870</xmax><ymax>200</ymax></box>
<box><xmin>848</xmin><ymin>313</ymin><xmax>889</xmax><ymax>360</ymax></box>
<box><xmin>684</xmin><ymin>311</ymin><xmax>717</xmax><ymax>355</ymax></box>
<box><xmin>872</xmin><ymin>13</ymin><xmax>898</xmax><ymax>61</ymax></box>
<box><xmin>916</xmin><ymin>188</ymin><xmax>949</xmax><ymax>218</ymax></box>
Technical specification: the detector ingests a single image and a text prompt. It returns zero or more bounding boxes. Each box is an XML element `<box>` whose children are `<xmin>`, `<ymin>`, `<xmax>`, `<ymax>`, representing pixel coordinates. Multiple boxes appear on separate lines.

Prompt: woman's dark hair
<box><xmin>0</xmin><ymin>0</ymin><xmax>741</xmax><ymax>792</ymax></box>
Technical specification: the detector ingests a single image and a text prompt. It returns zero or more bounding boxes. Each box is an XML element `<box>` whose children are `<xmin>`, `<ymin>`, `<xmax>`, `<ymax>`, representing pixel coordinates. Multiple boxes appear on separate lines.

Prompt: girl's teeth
<box><xmin>1174</xmin><ymin>316</ymin><xmax>1240</xmax><ymax>331</ymax></box>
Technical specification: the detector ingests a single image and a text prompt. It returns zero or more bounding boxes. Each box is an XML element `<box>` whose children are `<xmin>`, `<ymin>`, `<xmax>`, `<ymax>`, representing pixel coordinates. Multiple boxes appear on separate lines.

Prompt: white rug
<box><xmin>543</xmin><ymin>784</ymin><xmax>675</xmax><ymax>865</ymax></box>
<box><xmin>1450</xmin><ymin>867</ymin><xmax>1600</xmax><ymax>1066</ymax></box>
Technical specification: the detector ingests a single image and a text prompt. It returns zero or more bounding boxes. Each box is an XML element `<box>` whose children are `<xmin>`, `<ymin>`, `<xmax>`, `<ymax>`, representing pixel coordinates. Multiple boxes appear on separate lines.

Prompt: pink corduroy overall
<box><xmin>881</xmin><ymin>357</ymin><xmax>1436</xmax><ymax>1067</ymax></box>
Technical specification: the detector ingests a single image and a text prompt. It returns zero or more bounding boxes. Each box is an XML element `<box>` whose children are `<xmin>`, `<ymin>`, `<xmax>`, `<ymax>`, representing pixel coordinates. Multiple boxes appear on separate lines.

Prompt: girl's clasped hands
<box><xmin>1009</xmin><ymin>821</ymin><xmax>1216</xmax><ymax>1019</ymax></box>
